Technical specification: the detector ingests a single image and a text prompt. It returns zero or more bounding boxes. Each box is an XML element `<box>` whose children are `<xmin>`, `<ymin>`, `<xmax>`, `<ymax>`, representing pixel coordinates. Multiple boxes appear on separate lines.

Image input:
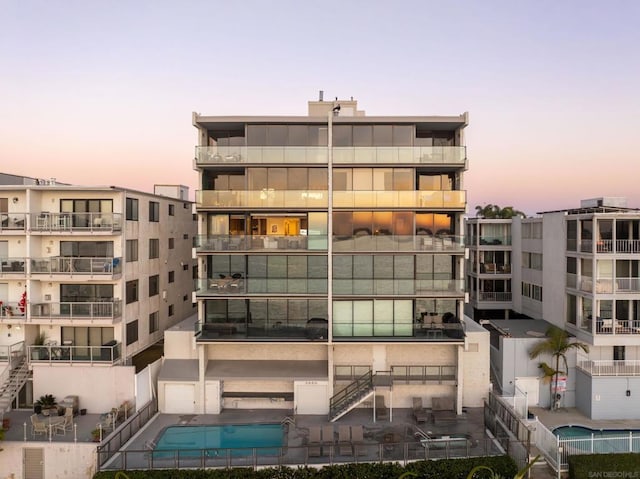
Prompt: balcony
<box><xmin>390</xmin><ymin>365</ymin><xmax>457</xmax><ymax>383</ymax></box>
<box><xmin>478</xmin><ymin>236</ymin><xmax>512</xmax><ymax>246</ymax></box>
<box><xmin>30</xmin><ymin>301</ymin><xmax>122</xmax><ymax>321</ymax></box>
<box><xmin>593</xmin><ymin>319</ymin><xmax>640</xmax><ymax>335</ymax></box>
<box><xmin>0</xmin><ymin>302</ymin><xmax>26</xmax><ymax>319</ymax></box>
<box><xmin>478</xmin><ymin>263</ymin><xmax>511</xmax><ymax>274</ymax></box>
<box><xmin>0</xmin><ymin>213</ymin><xmax>26</xmax><ymax>232</ymax></box>
<box><xmin>0</xmin><ymin>257</ymin><xmax>26</xmax><ymax>275</ymax></box>
<box><xmin>332</xmin><ymin>146</ymin><xmax>467</xmax><ymax>165</ymax></box>
<box><xmin>194</xmin><ymin>234</ymin><xmax>325</xmax><ymax>252</ymax></box>
<box><xmin>195</xmin><ymin>319</ymin><xmax>328</xmax><ymax>342</ymax></box>
<box><xmin>476</xmin><ymin>292</ymin><xmax>512</xmax><ymax>302</ymax></box>
<box><xmin>333</xmin><ymin>321</ymin><xmax>465</xmax><ymax>341</ymax></box>
<box><xmin>333</xmin><ymin>234</ymin><xmax>464</xmax><ymax>253</ymax></box>
<box><xmin>28</xmin><ymin>343</ymin><xmax>121</xmax><ymax>365</ymax></box>
<box><xmin>30</xmin><ymin>257</ymin><xmax>122</xmax><ymax>277</ymax></box>
<box><xmin>195</xmin><ymin>146</ymin><xmax>328</xmax><ymax>165</ymax></box>
<box><xmin>580</xmin><ymin>239</ymin><xmax>640</xmax><ymax>254</ymax></box>
<box><xmin>334</xmin><ymin>279</ymin><xmax>465</xmax><ymax>296</ymax></box>
<box><xmin>196</xmin><ymin>190</ymin><xmax>328</xmax><ymax>209</ymax></box>
<box><xmin>194</xmin><ymin>146</ymin><xmax>467</xmax><ymax>166</ymax></box>
<box><xmin>333</xmin><ymin>190</ymin><xmax>466</xmax><ymax>209</ymax></box>
<box><xmin>30</xmin><ymin>212</ymin><xmax>122</xmax><ymax>233</ymax></box>
<box><xmin>196</xmin><ymin>278</ymin><xmax>327</xmax><ymax>295</ymax></box>
<box><xmin>578</xmin><ymin>277</ymin><xmax>640</xmax><ymax>294</ymax></box>
<box><xmin>577</xmin><ymin>359</ymin><xmax>640</xmax><ymax>376</ymax></box>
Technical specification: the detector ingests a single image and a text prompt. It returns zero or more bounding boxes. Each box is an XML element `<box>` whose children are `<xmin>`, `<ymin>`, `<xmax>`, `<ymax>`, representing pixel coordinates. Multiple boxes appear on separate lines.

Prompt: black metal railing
<box><xmin>329</xmin><ymin>371</ymin><xmax>373</xmax><ymax>419</ymax></box>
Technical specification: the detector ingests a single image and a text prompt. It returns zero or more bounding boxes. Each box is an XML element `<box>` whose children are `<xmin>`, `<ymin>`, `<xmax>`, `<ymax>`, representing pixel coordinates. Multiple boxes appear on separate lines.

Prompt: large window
<box><xmin>126</xmin><ymin>280</ymin><xmax>139</xmax><ymax>304</ymax></box>
<box><xmin>149</xmin><ymin>239</ymin><xmax>159</xmax><ymax>259</ymax></box>
<box><xmin>126</xmin><ymin>320</ymin><xmax>138</xmax><ymax>345</ymax></box>
<box><xmin>61</xmin><ymin>241</ymin><xmax>114</xmax><ymax>258</ymax></box>
<box><xmin>60</xmin><ymin>199</ymin><xmax>113</xmax><ymax>227</ymax></box>
<box><xmin>149</xmin><ymin>275</ymin><xmax>159</xmax><ymax>297</ymax></box>
<box><xmin>149</xmin><ymin>311</ymin><xmax>159</xmax><ymax>333</ymax></box>
<box><xmin>332</xmin><ymin>124</ymin><xmax>413</xmax><ymax>147</ymax></box>
<box><xmin>125</xmin><ymin>240</ymin><xmax>138</xmax><ymax>262</ymax></box>
<box><xmin>126</xmin><ymin>198</ymin><xmax>138</xmax><ymax>221</ymax></box>
<box><xmin>333</xmin><ymin>299</ymin><xmax>413</xmax><ymax>337</ymax></box>
<box><xmin>60</xmin><ymin>284</ymin><xmax>113</xmax><ymax>302</ymax></box>
<box><xmin>149</xmin><ymin>201</ymin><xmax>159</xmax><ymax>222</ymax></box>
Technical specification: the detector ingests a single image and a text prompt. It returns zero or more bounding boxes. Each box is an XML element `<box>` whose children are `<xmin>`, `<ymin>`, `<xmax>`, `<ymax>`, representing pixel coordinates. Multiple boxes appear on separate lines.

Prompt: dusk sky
<box><xmin>1</xmin><ymin>1</ymin><xmax>638</xmax><ymax>215</ymax></box>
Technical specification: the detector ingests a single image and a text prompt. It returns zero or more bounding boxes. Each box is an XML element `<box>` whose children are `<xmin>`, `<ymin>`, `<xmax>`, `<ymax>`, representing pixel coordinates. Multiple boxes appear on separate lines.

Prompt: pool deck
<box><xmin>529</xmin><ymin>406</ymin><xmax>640</xmax><ymax>431</ymax></box>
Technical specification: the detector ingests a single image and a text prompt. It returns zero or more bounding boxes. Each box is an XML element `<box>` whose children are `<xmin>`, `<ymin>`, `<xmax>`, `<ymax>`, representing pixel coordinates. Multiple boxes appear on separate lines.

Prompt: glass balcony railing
<box><xmin>0</xmin><ymin>302</ymin><xmax>26</xmax><ymax>318</ymax></box>
<box><xmin>0</xmin><ymin>213</ymin><xmax>27</xmax><ymax>231</ymax></box>
<box><xmin>194</xmin><ymin>234</ymin><xmax>326</xmax><ymax>252</ymax></box>
<box><xmin>333</xmin><ymin>279</ymin><xmax>465</xmax><ymax>295</ymax></box>
<box><xmin>333</xmin><ymin>234</ymin><xmax>464</xmax><ymax>252</ymax></box>
<box><xmin>478</xmin><ymin>263</ymin><xmax>511</xmax><ymax>274</ymax></box>
<box><xmin>30</xmin><ymin>212</ymin><xmax>122</xmax><ymax>232</ymax></box>
<box><xmin>30</xmin><ymin>300</ymin><xmax>122</xmax><ymax>320</ymax></box>
<box><xmin>195</xmin><ymin>146</ymin><xmax>329</xmax><ymax>165</ymax></box>
<box><xmin>195</xmin><ymin>278</ymin><xmax>328</xmax><ymax>295</ymax></box>
<box><xmin>28</xmin><ymin>343</ymin><xmax>121</xmax><ymax>364</ymax></box>
<box><xmin>195</xmin><ymin>319</ymin><xmax>328</xmax><ymax>342</ymax></box>
<box><xmin>333</xmin><ymin>190</ymin><xmax>466</xmax><ymax>209</ymax></box>
<box><xmin>478</xmin><ymin>236</ymin><xmax>512</xmax><ymax>246</ymax></box>
<box><xmin>194</xmin><ymin>146</ymin><xmax>466</xmax><ymax>166</ymax></box>
<box><xmin>196</xmin><ymin>190</ymin><xmax>328</xmax><ymax>208</ymax></box>
<box><xmin>30</xmin><ymin>257</ymin><xmax>122</xmax><ymax>275</ymax></box>
<box><xmin>332</xmin><ymin>146</ymin><xmax>466</xmax><ymax>165</ymax></box>
<box><xmin>333</xmin><ymin>321</ymin><xmax>464</xmax><ymax>341</ymax></box>
<box><xmin>0</xmin><ymin>257</ymin><xmax>26</xmax><ymax>273</ymax></box>
<box><xmin>477</xmin><ymin>292</ymin><xmax>512</xmax><ymax>302</ymax></box>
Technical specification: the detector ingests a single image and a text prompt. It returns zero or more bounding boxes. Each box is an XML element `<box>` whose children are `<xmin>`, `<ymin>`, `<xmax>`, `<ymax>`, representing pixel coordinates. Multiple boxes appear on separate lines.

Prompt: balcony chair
<box><xmin>338</xmin><ymin>425</ymin><xmax>352</xmax><ymax>456</ymax></box>
<box><xmin>30</xmin><ymin>414</ymin><xmax>47</xmax><ymax>436</ymax></box>
<box><xmin>307</xmin><ymin>426</ymin><xmax>321</xmax><ymax>457</ymax></box>
<box><xmin>412</xmin><ymin>397</ymin><xmax>429</xmax><ymax>423</ymax></box>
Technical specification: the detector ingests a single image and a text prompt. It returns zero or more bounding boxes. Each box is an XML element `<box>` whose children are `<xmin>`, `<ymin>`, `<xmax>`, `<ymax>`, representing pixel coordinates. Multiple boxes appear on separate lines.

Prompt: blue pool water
<box><xmin>554</xmin><ymin>426</ymin><xmax>640</xmax><ymax>453</ymax></box>
<box><xmin>153</xmin><ymin>424</ymin><xmax>284</xmax><ymax>457</ymax></box>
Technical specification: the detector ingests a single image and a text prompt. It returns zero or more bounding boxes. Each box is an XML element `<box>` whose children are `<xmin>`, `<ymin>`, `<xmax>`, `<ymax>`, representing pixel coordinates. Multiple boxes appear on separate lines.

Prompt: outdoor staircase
<box><xmin>0</xmin><ymin>356</ymin><xmax>30</xmax><ymax>413</ymax></box>
<box><xmin>329</xmin><ymin>371</ymin><xmax>375</xmax><ymax>422</ymax></box>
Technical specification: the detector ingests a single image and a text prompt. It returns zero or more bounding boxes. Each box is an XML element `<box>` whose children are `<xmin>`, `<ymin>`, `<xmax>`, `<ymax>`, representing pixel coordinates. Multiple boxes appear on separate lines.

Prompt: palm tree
<box><xmin>474</xmin><ymin>204</ymin><xmax>526</xmax><ymax>219</ymax></box>
<box><xmin>538</xmin><ymin>362</ymin><xmax>562</xmax><ymax>410</ymax></box>
<box><xmin>529</xmin><ymin>326</ymin><xmax>589</xmax><ymax>410</ymax></box>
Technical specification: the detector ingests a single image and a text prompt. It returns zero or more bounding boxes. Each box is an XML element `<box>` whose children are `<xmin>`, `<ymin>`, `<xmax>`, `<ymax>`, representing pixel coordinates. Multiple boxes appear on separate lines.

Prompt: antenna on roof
<box><xmin>319</xmin><ymin>90</ymin><xmax>324</xmax><ymax>101</ymax></box>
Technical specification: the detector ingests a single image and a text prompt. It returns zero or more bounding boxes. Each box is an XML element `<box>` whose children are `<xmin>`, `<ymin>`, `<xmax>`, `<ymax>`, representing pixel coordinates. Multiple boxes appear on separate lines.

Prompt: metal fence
<box><xmin>97</xmin><ymin>436</ymin><xmax>513</xmax><ymax>472</ymax></box>
<box><xmin>97</xmin><ymin>399</ymin><xmax>158</xmax><ymax>469</ymax></box>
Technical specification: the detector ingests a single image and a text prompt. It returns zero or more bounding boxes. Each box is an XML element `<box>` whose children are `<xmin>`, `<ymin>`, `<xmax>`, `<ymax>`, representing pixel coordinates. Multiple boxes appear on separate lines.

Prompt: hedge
<box><xmin>568</xmin><ymin>453</ymin><xmax>640</xmax><ymax>479</ymax></box>
<box><xmin>94</xmin><ymin>456</ymin><xmax>517</xmax><ymax>479</ymax></box>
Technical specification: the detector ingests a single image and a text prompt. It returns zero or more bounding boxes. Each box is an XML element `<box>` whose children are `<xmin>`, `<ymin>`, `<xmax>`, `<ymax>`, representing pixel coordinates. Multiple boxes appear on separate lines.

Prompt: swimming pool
<box><xmin>554</xmin><ymin>426</ymin><xmax>640</xmax><ymax>454</ymax></box>
<box><xmin>153</xmin><ymin>423</ymin><xmax>285</xmax><ymax>457</ymax></box>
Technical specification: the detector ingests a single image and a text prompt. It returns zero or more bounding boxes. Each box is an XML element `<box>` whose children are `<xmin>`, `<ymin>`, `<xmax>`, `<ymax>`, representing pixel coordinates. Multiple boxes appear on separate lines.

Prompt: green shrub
<box><xmin>93</xmin><ymin>456</ymin><xmax>517</xmax><ymax>479</ymax></box>
<box><xmin>568</xmin><ymin>453</ymin><xmax>640</xmax><ymax>479</ymax></box>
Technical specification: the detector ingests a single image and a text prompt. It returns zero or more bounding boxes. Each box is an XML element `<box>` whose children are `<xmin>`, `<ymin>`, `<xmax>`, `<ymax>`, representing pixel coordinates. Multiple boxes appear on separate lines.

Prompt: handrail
<box><xmin>329</xmin><ymin>370</ymin><xmax>373</xmax><ymax>417</ymax></box>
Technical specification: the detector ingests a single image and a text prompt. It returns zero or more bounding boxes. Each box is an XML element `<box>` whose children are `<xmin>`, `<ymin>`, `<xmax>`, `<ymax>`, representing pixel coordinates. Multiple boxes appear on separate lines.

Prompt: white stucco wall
<box><xmin>32</xmin><ymin>364</ymin><xmax>135</xmax><ymax>413</ymax></box>
<box><xmin>1</xmin><ymin>441</ymin><xmax>97</xmax><ymax>479</ymax></box>
<box><xmin>462</xmin><ymin>319</ymin><xmax>491</xmax><ymax>406</ymax></box>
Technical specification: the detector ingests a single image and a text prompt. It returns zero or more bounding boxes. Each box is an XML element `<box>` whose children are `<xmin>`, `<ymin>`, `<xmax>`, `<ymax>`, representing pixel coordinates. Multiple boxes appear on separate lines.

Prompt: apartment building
<box><xmin>469</xmin><ymin>198</ymin><xmax>640</xmax><ymax>419</ymax></box>
<box><xmin>0</xmin><ymin>176</ymin><xmax>196</xmax><ymax>413</ymax></box>
<box><xmin>158</xmin><ymin>97</ymin><xmax>490</xmax><ymax>419</ymax></box>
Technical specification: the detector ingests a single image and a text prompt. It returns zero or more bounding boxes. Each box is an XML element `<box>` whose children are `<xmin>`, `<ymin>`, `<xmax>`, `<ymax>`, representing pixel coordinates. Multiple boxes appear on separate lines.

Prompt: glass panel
<box><xmin>394</xmin><ymin>300</ymin><xmax>413</xmax><ymax>336</ymax></box>
<box><xmin>373</xmin><ymin>168</ymin><xmax>392</xmax><ymax>191</ymax></box>
<box><xmin>287</xmin><ymin>168</ymin><xmax>307</xmax><ymax>190</ymax></box>
<box><xmin>374</xmin><ymin>255</ymin><xmax>393</xmax><ymax>279</ymax></box>
<box><xmin>353</xmin><ymin>125</ymin><xmax>372</xmax><ymax>146</ymax></box>
<box><xmin>373</xmin><ymin>125</ymin><xmax>393</xmax><ymax>146</ymax></box>
<box><xmin>287</xmin><ymin>256</ymin><xmax>307</xmax><ymax>278</ymax></box>
<box><xmin>353</xmin><ymin>169</ymin><xmax>372</xmax><ymax>190</ymax></box>
<box><xmin>333</xmin><ymin>301</ymin><xmax>353</xmax><ymax>336</ymax></box>
<box><xmin>308</xmin><ymin>168</ymin><xmax>327</xmax><ymax>189</ymax></box>
<box><xmin>267</xmin><ymin>256</ymin><xmax>286</xmax><ymax>278</ymax></box>
<box><xmin>268</xmin><ymin>168</ymin><xmax>287</xmax><ymax>189</ymax></box>
<box><xmin>247</xmin><ymin>125</ymin><xmax>267</xmax><ymax>146</ymax></box>
<box><xmin>353</xmin><ymin>256</ymin><xmax>373</xmax><ymax>278</ymax></box>
<box><xmin>249</xmin><ymin>168</ymin><xmax>268</xmax><ymax>190</ymax></box>
<box><xmin>333</xmin><ymin>169</ymin><xmax>351</xmax><ymax>190</ymax></box>
<box><xmin>393</xmin><ymin>125</ymin><xmax>413</xmax><ymax>146</ymax></box>
<box><xmin>267</xmin><ymin>125</ymin><xmax>287</xmax><ymax>146</ymax></box>
<box><xmin>307</xmin><ymin>256</ymin><xmax>327</xmax><ymax>278</ymax></box>
<box><xmin>373</xmin><ymin>211</ymin><xmax>392</xmax><ymax>236</ymax></box>
<box><xmin>373</xmin><ymin>300</ymin><xmax>393</xmax><ymax>336</ymax></box>
<box><xmin>393</xmin><ymin>168</ymin><xmax>413</xmax><ymax>190</ymax></box>
<box><xmin>353</xmin><ymin>211</ymin><xmax>372</xmax><ymax>235</ymax></box>
<box><xmin>354</xmin><ymin>301</ymin><xmax>373</xmax><ymax>336</ymax></box>
<box><xmin>333</xmin><ymin>125</ymin><xmax>352</xmax><ymax>147</ymax></box>
<box><xmin>288</xmin><ymin>125</ymin><xmax>308</xmax><ymax>146</ymax></box>
<box><xmin>308</xmin><ymin>125</ymin><xmax>328</xmax><ymax>146</ymax></box>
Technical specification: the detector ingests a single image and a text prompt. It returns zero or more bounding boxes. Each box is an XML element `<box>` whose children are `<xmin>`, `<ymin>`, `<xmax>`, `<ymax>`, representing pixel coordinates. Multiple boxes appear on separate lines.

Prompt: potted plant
<box><xmin>91</xmin><ymin>428</ymin><xmax>102</xmax><ymax>442</ymax></box>
<box><xmin>35</xmin><ymin>394</ymin><xmax>57</xmax><ymax>416</ymax></box>
<box><xmin>31</xmin><ymin>332</ymin><xmax>47</xmax><ymax>360</ymax></box>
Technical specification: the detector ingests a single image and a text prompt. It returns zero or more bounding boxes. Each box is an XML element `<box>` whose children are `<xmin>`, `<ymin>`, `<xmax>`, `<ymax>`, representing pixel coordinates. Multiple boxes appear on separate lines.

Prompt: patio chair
<box><xmin>307</xmin><ymin>426</ymin><xmax>322</xmax><ymax>457</ymax></box>
<box><xmin>321</xmin><ymin>425</ymin><xmax>334</xmax><ymax>455</ymax></box>
<box><xmin>30</xmin><ymin>414</ymin><xmax>47</xmax><ymax>436</ymax></box>
<box><xmin>97</xmin><ymin>412</ymin><xmax>115</xmax><ymax>432</ymax></box>
<box><xmin>431</xmin><ymin>396</ymin><xmax>458</xmax><ymax>424</ymax></box>
<box><xmin>338</xmin><ymin>425</ymin><xmax>352</xmax><ymax>455</ymax></box>
<box><xmin>54</xmin><ymin>408</ymin><xmax>74</xmax><ymax>435</ymax></box>
<box><xmin>351</xmin><ymin>425</ymin><xmax>367</xmax><ymax>456</ymax></box>
<box><xmin>412</xmin><ymin>397</ymin><xmax>429</xmax><ymax>423</ymax></box>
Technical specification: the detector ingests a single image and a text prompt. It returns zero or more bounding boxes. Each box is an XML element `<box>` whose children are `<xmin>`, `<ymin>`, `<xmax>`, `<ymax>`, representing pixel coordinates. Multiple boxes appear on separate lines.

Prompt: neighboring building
<box><xmin>0</xmin><ymin>178</ymin><xmax>196</xmax><ymax>414</ymax></box>
<box><xmin>469</xmin><ymin>198</ymin><xmax>640</xmax><ymax>419</ymax></box>
<box><xmin>158</xmin><ymin>96</ymin><xmax>491</xmax><ymax>418</ymax></box>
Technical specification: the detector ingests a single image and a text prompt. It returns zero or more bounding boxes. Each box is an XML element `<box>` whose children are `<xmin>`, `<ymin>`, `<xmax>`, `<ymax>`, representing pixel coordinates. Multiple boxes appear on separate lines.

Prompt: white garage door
<box><xmin>295</xmin><ymin>382</ymin><xmax>328</xmax><ymax>414</ymax></box>
<box><xmin>164</xmin><ymin>383</ymin><xmax>195</xmax><ymax>414</ymax></box>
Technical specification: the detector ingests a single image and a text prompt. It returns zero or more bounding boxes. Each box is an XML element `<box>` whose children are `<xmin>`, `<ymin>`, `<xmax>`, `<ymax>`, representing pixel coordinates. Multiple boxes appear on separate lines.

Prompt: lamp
<box><xmin>12</xmin><ymin>197</ymin><xmax>18</xmax><ymax>204</ymax></box>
